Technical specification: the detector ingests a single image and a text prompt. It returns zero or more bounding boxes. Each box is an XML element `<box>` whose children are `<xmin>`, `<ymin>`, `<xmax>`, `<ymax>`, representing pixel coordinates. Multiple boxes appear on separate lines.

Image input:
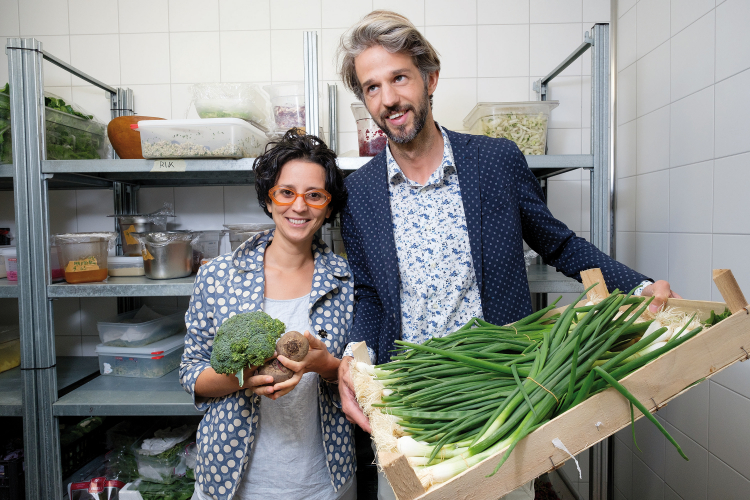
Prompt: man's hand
<box><xmin>641</xmin><ymin>280</ymin><xmax>682</xmax><ymax>313</ymax></box>
<box><xmin>338</xmin><ymin>355</ymin><xmax>372</xmax><ymax>433</ymax></box>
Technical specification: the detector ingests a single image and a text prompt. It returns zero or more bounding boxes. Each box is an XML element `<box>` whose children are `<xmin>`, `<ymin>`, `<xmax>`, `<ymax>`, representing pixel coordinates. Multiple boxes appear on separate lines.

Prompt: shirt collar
<box><xmin>386</xmin><ymin>124</ymin><xmax>456</xmax><ymax>187</ymax></box>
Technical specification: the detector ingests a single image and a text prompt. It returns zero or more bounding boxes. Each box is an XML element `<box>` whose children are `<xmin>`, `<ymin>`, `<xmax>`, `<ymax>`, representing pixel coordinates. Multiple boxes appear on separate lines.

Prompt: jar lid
<box><xmin>108</xmin><ymin>256</ymin><xmax>144</xmax><ymax>264</ymax></box>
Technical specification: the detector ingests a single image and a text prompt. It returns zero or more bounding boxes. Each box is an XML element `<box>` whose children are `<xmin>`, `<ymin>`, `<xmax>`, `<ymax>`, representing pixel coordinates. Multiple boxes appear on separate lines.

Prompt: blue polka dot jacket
<box><xmin>341</xmin><ymin>130</ymin><xmax>651</xmax><ymax>365</ymax></box>
<box><xmin>179</xmin><ymin>229</ymin><xmax>356</xmax><ymax>499</ymax></box>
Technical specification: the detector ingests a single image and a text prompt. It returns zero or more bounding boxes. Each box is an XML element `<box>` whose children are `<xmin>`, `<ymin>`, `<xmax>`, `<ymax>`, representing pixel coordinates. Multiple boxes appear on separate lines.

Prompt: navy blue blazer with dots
<box><xmin>340</xmin><ymin>129</ymin><xmax>650</xmax><ymax>364</ymax></box>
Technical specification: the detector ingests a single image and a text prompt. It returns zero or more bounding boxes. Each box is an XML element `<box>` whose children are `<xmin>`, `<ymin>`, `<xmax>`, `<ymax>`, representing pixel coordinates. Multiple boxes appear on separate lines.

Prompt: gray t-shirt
<box><xmin>193</xmin><ymin>295</ymin><xmax>354</xmax><ymax>500</ymax></box>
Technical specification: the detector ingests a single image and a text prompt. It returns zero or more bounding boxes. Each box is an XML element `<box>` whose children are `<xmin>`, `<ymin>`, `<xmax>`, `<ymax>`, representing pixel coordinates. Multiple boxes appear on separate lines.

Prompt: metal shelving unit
<box><xmin>6</xmin><ymin>24</ymin><xmax>610</xmax><ymax>497</ymax></box>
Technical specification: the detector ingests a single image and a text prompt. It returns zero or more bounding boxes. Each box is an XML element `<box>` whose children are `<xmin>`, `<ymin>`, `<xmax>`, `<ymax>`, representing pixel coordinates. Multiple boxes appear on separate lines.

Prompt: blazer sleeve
<box><xmin>179</xmin><ymin>266</ymin><xmax>216</xmax><ymax>412</ymax></box>
<box><xmin>509</xmin><ymin>143</ymin><xmax>651</xmax><ymax>292</ymax></box>
<box><xmin>341</xmin><ymin>202</ymin><xmax>384</xmax><ymax>363</ymax></box>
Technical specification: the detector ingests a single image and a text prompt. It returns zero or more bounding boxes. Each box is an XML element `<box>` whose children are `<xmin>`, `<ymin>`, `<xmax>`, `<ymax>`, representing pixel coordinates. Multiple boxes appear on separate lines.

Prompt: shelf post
<box><xmin>590</xmin><ymin>23</ymin><xmax>611</xmax><ymax>256</ymax></box>
<box><xmin>6</xmin><ymin>37</ymin><xmax>63</xmax><ymax>499</ymax></box>
<box><xmin>304</xmin><ymin>31</ymin><xmax>320</xmax><ymax>137</ymax></box>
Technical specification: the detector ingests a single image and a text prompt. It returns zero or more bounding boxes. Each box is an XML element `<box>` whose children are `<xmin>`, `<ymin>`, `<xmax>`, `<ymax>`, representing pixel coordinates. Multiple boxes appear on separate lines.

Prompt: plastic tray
<box><xmin>463</xmin><ymin>101</ymin><xmax>559</xmax><ymax>155</ymax></box>
<box><xmin>95</xmin><ymin>333</ymin><xmax>184</xmax><ymax>378</ymax></box>
<box><xmin>97</xmin><ymin>307</ymin><xmax>185</xmax><ymax>347</ymax></box>
<box><xmin>134</xmin><ymin>118</ymin><xmax>268</xmax><ymax>159</ymax></box>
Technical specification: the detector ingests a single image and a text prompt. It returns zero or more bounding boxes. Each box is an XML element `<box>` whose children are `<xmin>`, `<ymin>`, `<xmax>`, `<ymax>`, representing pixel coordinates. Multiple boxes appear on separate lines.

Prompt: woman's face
<box><xmin>268</xmin><ymin>159</ymin><xmax>333</xmax><ymax>246</ymax></box>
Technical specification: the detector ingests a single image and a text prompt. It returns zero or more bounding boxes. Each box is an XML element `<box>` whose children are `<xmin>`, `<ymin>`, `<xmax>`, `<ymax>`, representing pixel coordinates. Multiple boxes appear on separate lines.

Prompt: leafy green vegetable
<box><xmin>135</xmin><ymin>476</ymin><xmax>195</xmax><ymax>500</ymax></box>
<box><xmin>1</xmin><ymin>83</ymin><xmax>106</xmax><ymax>163</ymax></box>
<box><xmin>704</xmin><ymin>308</ymin><xmax>732</xmax><ymax>326</ymax></box>
<box><xmin>210</xmin><ymin>311</ymin><xmax>286</xmax><ymax>383</ymax></box>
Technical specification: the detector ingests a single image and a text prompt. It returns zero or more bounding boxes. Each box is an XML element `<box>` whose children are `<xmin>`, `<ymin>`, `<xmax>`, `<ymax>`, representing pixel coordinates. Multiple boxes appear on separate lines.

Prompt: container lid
<box><xmin>95</xmin><ymin>332</ymin><xmax>185</xmax><ymax>357</ymax></box>
<box><xmin>132</xmin><ymin>118</ymin><xmax>256</xmax><ymax>131</ymax></box>
<box><xmin>223</xmin><ymin>223</ymin><xmax>276</xmax><ymax>233</ymax></box>
<box><xmin>108</xmin><ymin>256</ymin><xmax>144</xmax><ymax>265</ymax></box>
<box><xmin>262</xmin><ymin>82</ymin><xmax>305</xmax><ymax>98</ymax></box>
<box><xmin>462</xmin><ymin>101</ymin><xmax>560</xmax><ymax>130</ymax></box>
<box><xmin>0</xmin><ymin>246</ymin><xmax>15</xmax><ymax>255</ymax></box>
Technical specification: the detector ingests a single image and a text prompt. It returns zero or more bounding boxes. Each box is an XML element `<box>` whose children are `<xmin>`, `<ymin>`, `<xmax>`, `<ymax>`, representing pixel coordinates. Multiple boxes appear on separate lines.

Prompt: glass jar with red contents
<box><xmin>351</xmin><ymin>102</ymin><xmax>387</xmax><ymax>157</ymax></box>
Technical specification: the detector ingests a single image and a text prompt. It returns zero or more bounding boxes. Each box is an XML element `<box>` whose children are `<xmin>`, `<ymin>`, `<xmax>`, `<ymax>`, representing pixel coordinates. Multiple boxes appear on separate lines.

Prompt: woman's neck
<box><xmin>264</xmin><ymin>233</ymin><xmax>314</xmax><ymax>271</ymax></box>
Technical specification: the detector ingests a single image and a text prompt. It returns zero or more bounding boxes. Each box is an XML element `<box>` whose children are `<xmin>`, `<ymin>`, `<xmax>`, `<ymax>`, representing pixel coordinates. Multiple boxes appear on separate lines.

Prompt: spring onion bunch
<box><xmin>351</xmin><ymin>285</ymin><xmax>706</xmax><ymax>489</ymax></box>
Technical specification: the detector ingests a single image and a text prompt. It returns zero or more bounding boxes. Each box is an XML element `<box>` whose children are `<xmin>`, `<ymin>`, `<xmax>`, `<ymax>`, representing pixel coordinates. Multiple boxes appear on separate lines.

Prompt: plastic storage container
<box><xmin>351</xmin><ymin>102</ymin><xmax>387</xmax><ymax>157</ymax></box>
<box><xmin>54</xmin><ymin>233</ymin><xmax>117</xmax><ymax>284</ymax></box>
<box><xmin>95</xmin><ymin>332</ymin><xmax>184</xmax><ymax>378</ymax></box>
<box><xmin>0</xmin><ymin>246</ymin><xmax>10</xmax><ymax>279</ymax></box>
<box><xmin>133</xmin><ymin>118</ymin><xmax>267</xmax><ymax>159</ymax></box>
<box><xmin>131</xmin><ymin>424</ymin><xmax>196</xmax><ymax>484</ymax></box>
<box><xmin>0</xmin><ymin>326</ymin><xmax>20</xmax><ymax>374</ymax></box>
<box><xmin>3</xmin><ymin>248</ymin><xmax>16</xmax><ymax>281</ymax></box>
<box><xmin>223</xmin><ymin>223</ymin><xmax>275</xmax><ymax>251</ymax></box>
<box><xmin>263</xmin><ymin>83</ymin><xmax>306</xmax><ymax>132</ymax></box>
<box><xmin>192</xmin><ymin>230</ymin><xmax>222</xmax><ymax>271</ymax></box>
<box><xmin>0</xmin><ymin>90</ymin><xmax>108</xmax><ymax>164</ymax></box>
<box><xmin>191</xmin><ymin>83</ymin><xmax>272</xmax><ymax>130</ymax></box>
<box><xmin>97</xmin><ymin>306</ymin><xmax>184</xmax><ymax>347</ymax></box>
<box><xmin>108</xmin><ymin>256</ymin><xmax>145</xmax><ymax>277</ymax></box>
<box><xmin>463</xmin><ymin>101</ymin><xmax>560</xmax><ymax>155</ymax></box>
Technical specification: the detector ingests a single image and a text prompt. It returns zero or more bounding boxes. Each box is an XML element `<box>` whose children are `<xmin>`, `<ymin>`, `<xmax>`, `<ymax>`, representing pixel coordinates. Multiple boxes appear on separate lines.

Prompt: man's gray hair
<box><xmin>337</xmin><ymin>10</ymin><xmax>441</xmax><ymax>102</ymax></box>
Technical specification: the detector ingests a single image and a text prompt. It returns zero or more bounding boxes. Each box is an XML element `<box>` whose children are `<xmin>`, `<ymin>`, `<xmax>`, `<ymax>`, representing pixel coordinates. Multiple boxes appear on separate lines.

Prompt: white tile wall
<box><xmin>668</xmin><ymin>161</ymin><xmax>713</xmax><ymax>234</ymax></box>
<box><xmin>664</xmin><ymin>423</ymin><xmax>709</xmax><ymax>500</ymax></box>
<box><xmin>669</xmin><ymin>86</ymin><xmax>714</xmax><ymax>168</ymax></box>
<box><xmin>707</xmin><ymin>454</ymin><xmax>750</xmax><ymax>500</ymax></box>
<box><xmin>670</xmin><ymin>10</ymin><xmax>715</xmax><ymax>102</ymax></box>
<box><xmin>714</xmin><ymin>68</ymin><xmax>750</xmax><ymax>158</ymax></box>
<box><xmin>635</xmin><ymin>106</ymin><xmax>670</xmax><ymax>175</ymax></box>
<box><xmin>635</xmin><ymin>41</ymin><xmax>670</xmax><ymax>118</ymax></box>
<box><xmin>715</xmin><ymin>0</ymin><xmax>750</xmax><ymax>82</ymax></box>
<box><xmin>635</xmin><ymin>0</ymin><xmax>670</xmax><ymax>60</ymax></box>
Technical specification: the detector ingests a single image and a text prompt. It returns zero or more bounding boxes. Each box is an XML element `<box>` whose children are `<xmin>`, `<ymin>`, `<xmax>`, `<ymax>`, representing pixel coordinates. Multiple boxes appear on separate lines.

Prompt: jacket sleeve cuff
<box><xmin>342</xmin><ymin>342</ymin><xmax>376</xmax><ymax>364</ymax></box>
<box><xmin>632</xmin><ymin>280</ymin><xmax>653</xmax><ymax>296</ymax></box>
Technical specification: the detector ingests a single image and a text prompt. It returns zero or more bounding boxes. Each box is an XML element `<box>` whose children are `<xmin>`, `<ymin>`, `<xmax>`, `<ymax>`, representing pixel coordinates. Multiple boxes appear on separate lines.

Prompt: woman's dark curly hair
<box><xmin>253</xmin><ymin>130</ymin><xmax>347</xmax><ymax>225</ymax></box>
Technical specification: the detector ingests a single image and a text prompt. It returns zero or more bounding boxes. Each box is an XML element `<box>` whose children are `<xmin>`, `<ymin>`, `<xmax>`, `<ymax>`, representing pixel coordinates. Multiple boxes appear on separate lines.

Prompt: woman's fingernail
<box><xmin>649</xmin><ymin>304</ymin><xmax>658</xmax><ymax>313</ymax></box>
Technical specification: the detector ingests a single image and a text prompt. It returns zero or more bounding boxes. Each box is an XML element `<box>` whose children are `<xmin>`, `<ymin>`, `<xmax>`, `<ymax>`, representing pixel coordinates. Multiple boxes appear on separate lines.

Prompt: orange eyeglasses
<box><xmin>268</xmin><ymin>186</ymin><xmax>332</xmax><ymax>208</ymax></box>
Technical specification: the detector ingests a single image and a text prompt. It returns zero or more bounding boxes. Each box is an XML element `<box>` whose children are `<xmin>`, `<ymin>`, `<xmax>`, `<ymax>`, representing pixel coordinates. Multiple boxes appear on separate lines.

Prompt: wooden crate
<box><xmin>359</xmin><ymin>269</ymin><xmax>749</xmax><ymax>500</ymax></box>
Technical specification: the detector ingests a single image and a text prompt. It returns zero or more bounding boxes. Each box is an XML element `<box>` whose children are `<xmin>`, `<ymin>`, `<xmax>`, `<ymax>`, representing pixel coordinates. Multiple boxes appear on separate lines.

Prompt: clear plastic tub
<box><xmin>131</xmin><ymin>424</ymin><xmax>196</xmax><ymax>484</ymax></box>
<box><xmin>97</xmin><ymin>306</ymin><xmax>184</xmax><ymax>347</ymax></box>
<box><xmin>95</xmin><ymin>332</ymin><xmax>184</xmax><ymax>378</ymax></box>
<box><xmin>191</xmin><ymin>83</ymin><xmax>272</xmax><ymax>131</ymax></box>
<box><xmin>223</xmin><ymin>223</ymin><xmax>275</xmax><ymax>251</ymax></box>
<box><xmin>0</xmin><ymin>246</ymin><xmax>12</xmax><ymax>279</ymax></box>
<box><xmin>3</xmin><ymin>248</ymin><xmax>17</xmax><ymax>281</ymax></box>
<box><xmin>107</xmin><ymin>256</ymin><xmax>145</xmax><ymax>277</ymax></box>
<box><xmin>54</xmin><ymin>233</ymin><xmax>117</xmax><ymax>284</ymax></box>
<box><xmin>351</xmin><ymin>102</ymin><xmax>387</xmax><ymax>156</ymax></box>
<box><xmin>463</xmin><ymin>101</ymin><xmax>560</xmax><ymax>155</ymax></box>
<box><xmin>192</xmin><ymin>230</ymin><xmax>222</xmax><ymax>272</ymax></box>
<box><xmin>0</xmin><ymin>326</ymin><xmax>20</xmax><ymax>374</ymax></box>
<box><xmin>132</xmin><ymin>118</ymin><xmax>268</xmax><ymax>159</ymax></box>
<box><xmin>263</xmin><ymin>83</ymin><xmax>306</xmax><ymax>132</ymax></box>
<box><xmin>0</xmin><ymin>90</ymin><xmax>108</xmax><ymax>164</ymax></box>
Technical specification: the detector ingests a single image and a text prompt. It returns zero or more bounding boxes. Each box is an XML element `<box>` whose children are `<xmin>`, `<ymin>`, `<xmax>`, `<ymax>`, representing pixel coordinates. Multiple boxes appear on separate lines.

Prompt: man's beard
<box><xmin>372</xmin><ymin>85</ymin><xmax>430</xmax><ymax>145</ymax></box>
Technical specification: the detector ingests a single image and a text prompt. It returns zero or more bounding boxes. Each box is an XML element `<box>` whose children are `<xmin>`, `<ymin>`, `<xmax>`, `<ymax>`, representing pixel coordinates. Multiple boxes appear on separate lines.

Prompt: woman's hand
<box><xmin>264</xmin><ymin>331</ymin><xmax>340</xmax><ymax>400</ymax></box>
<box><xmin>243</xmin><ymin>364</ymin><xmax>278</xmax><ymax>398</ymax></box>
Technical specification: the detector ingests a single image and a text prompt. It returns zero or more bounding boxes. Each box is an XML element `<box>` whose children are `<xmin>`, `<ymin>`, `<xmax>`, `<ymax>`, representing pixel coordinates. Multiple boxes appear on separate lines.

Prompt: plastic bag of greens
<box><xmin>132</xmin><ymin>476</ymin><xmax>195</xmax><ymax>500</ymax></box>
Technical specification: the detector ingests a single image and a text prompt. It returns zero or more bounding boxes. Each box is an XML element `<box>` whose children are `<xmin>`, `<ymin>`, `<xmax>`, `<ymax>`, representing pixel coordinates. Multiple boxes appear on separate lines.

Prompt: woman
<box><xmin>180</xmin><ymin>130</ymin><xmax>356</xmax><ymax>499</ymax></box>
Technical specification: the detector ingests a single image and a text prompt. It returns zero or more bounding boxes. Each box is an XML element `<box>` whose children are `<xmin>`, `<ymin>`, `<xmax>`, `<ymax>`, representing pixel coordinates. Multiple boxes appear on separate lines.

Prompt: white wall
<box><xmin>0</xmin><ymin>0</ymin><xmax>609</xmax><ymax>355</ymax></box>
<box><xmin>612</xmin><ymin>0</ymin><xmax>750</xmax><ymax>498</ymax></box>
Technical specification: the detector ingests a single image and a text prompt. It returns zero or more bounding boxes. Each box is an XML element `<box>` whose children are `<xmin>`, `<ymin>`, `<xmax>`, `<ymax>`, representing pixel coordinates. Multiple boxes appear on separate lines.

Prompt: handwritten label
<box><xmin>123</xmin><ymin>224</ymin><xmax>139</xmax><ymax>245</ymax></box>
<box><xmin>142</xmin><ymin>249</ymin><xmax>155</xmax><ymax>261</ymax></box>
<box><xmin>151</xmin><ymin>159</ymin><xmax>187</xmax><ymax>172</ymax></box>
<box><xmin>65</xmin><ymin>256</ymin><xmax>99</xmax><ymax>273</ymax></box>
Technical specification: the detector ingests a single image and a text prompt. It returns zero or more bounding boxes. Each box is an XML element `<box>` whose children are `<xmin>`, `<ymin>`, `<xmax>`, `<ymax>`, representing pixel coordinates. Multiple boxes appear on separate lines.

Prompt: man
<box><xmin>336</xmin><ymin>10</ymin><xmax>680</xmax><ymax>499</ymax></box>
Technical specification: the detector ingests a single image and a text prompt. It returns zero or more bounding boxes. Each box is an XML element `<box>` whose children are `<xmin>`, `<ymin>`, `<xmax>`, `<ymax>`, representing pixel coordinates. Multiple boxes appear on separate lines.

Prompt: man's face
<box><xmin>354</xmin><ymin>45</ymin><xmax>437</xmax><ymax>144</ymax></box>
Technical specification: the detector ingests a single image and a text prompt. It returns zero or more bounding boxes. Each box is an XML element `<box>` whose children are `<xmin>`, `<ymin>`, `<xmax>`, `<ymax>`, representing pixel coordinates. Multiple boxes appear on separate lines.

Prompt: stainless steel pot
<box><xmin>132</xmin><ymin>231</ymin><xmax>197</xmax><ymax>280</ymax></box>
<box><xmin>117</xmin><ymin>215</ymin><xmax>168</xmax><ymax>256</ymax></box>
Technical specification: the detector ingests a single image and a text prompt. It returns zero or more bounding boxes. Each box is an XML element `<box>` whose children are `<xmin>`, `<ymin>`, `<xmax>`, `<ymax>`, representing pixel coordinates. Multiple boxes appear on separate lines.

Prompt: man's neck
<box><xmin>388</xmin><ymin>118</ymin><xmax>444</xmax><ymax>185</ymax></box>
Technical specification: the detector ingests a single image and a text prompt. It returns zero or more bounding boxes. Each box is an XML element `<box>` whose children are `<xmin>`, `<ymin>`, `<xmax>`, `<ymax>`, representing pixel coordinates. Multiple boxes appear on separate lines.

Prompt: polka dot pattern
<box><xmin>180</xmin><ymin>229</ymin><xmax>356</xmax><ymax>498</ymax></box>
<box><xmin>340</xmin><ymin>130</ymin><xmax>650</xmax><ymax>364</ymax></box>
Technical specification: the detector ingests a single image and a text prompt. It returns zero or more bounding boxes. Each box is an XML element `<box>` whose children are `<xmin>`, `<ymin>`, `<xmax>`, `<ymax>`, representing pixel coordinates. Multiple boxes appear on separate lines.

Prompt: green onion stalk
<box><xmin>351</xmin><ymin>285</ymin><xmax>712</xmax><ymax>490</ymax></box>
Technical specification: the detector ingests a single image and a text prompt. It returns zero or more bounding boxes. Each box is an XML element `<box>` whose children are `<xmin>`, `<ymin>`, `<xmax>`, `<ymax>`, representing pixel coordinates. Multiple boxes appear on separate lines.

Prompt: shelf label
<box><xmin>151</xmin><ymin>159</ymin><xmax>187</xmax><ymax>172</ymax></box>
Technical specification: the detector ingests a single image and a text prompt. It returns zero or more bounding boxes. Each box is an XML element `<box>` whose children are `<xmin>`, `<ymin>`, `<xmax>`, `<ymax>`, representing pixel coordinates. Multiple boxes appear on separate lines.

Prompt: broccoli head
<box><xmin>210</xmin><ymin>311</ymin><xmax>286</xmax><ymax>380</ymax></box>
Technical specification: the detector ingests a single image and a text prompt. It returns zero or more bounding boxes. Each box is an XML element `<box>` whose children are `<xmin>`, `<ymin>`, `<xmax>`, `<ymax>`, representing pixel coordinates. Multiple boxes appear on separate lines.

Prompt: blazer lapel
<box><xmin>368</xmin><ymin>153</ymin><xmax>401</xmax><ymax>319</ymax></box>
<box><xmin>447</xmin><ymin>130</ymin><xmax>483</xmax><ymax>294</ymax></box>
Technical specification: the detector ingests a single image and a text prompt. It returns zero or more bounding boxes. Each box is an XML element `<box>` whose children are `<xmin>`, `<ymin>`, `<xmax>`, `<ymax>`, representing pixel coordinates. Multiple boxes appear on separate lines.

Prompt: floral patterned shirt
<box><xmin>387</xmin><ymin>126</ymin><xmax>483</xmax><ymax>344</ymax></box>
